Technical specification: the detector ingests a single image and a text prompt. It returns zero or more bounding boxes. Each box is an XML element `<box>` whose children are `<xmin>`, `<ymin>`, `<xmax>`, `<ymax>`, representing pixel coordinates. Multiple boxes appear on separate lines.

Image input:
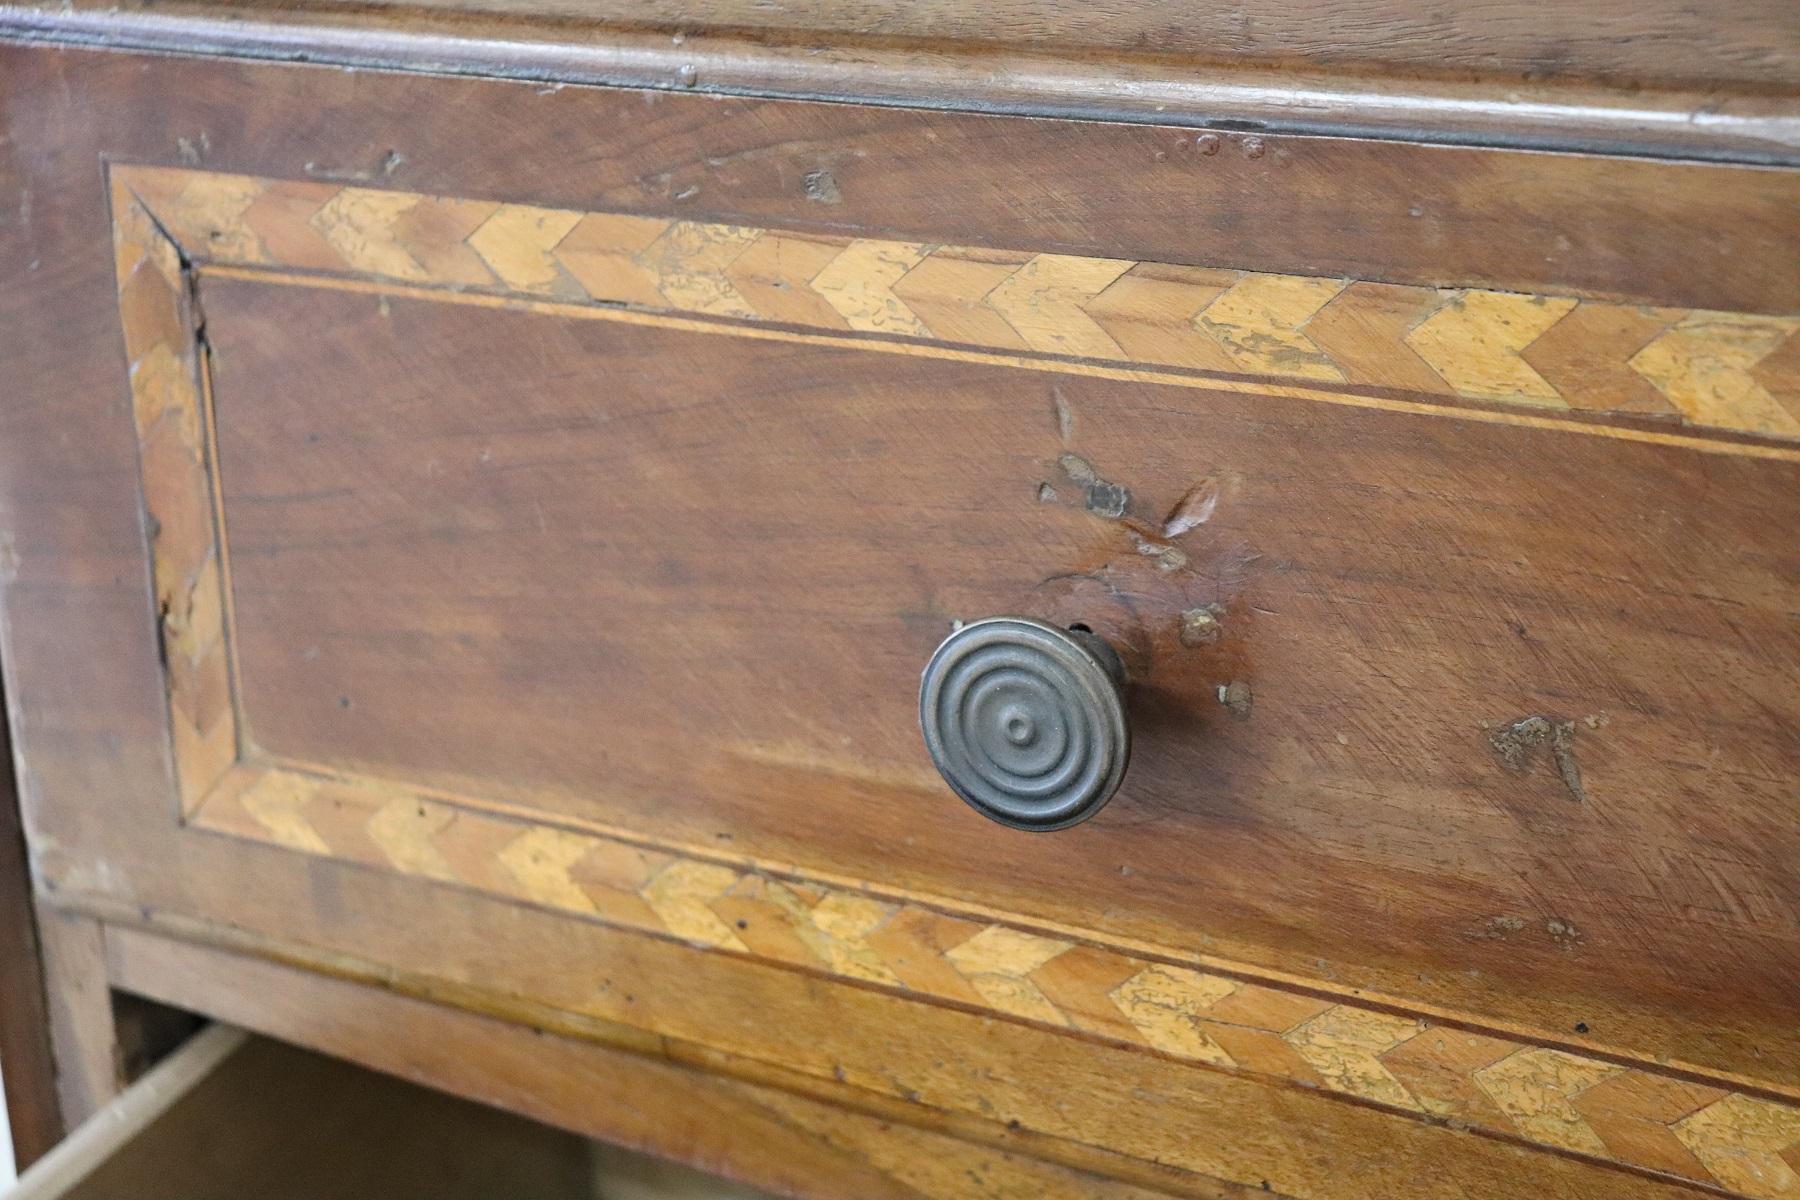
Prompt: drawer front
<box><xmin>5</xmin><ymin>42</ymin><xmax>1798</xmax><ymax>1200</ymax></box>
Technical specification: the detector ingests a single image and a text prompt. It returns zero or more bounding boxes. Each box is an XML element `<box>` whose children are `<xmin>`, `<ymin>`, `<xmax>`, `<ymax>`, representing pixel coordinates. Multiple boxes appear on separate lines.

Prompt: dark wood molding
<box><xmin>8</xmin><ymin>0</ymin><xmax>1799</xmax><ymax>92</ymax></box>
<box><xmin>1</xmin><ymin>5</ymin><xmax>1796</xmax><ymax>165</ymax></box>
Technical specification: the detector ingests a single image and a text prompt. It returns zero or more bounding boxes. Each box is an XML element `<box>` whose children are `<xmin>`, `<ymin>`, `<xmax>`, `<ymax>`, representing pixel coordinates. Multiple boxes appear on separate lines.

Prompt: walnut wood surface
<box><xmin>79</xmin><ymin>180</ymin><xmax>1800</xmax><ymax>1186</ymax></box>
<box><xmin>106</xmin><ymin>927</ymin><xmax>1230</xmax><ymax>1200</ymax></box>
<box><xmin>62</xmin><ymin>0</ymin><xmax>1795</xmax><ymax>93</ymax></box>
<box><xmin>10</xmin><ymin>48</ymin><xmax>1800</xmax><ymax>313</ymax></box>
<box><xmin>188</xmin><ymin>759</ymin><xmax>1800</xmax><ymax>1192</ymax></box>
<box><xmin>114</xmin><ymin>165</ymin><xmax>1800</xmax><ymax>441</ymax></box>
<box><xmin>5</xmin><ymin>40</ymin><xmax>1800</xmax><ymax>1200</ymax></box>
<box><xmin>101</xmin><ymin>917</ymin><xmax>1746</xmax><ymax>1200</ymax></box>
<box><xmin>177</xmin><ymin>272</ymin><xmax>1800</xmax><ymax>1086</ymax></box>
<box><xmin>11</xmin><ymin>5</ymin><xmax>1800</xmax><ymax>165</ymax></box>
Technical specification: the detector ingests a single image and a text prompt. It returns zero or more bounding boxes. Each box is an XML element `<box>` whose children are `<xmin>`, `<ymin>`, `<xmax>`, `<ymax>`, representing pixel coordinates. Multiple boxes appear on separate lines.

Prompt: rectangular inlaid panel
<box><xmin>98</xmin><ymin>158</ymin><xmax>1800</xmax><ymax>1199</ymax></box>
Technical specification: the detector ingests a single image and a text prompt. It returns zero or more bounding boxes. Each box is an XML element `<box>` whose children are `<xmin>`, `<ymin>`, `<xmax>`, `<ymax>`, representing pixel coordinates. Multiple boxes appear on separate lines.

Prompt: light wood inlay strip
<box><xmin>111</xmin><ymin>175</ymin><xmax>238</xmax><ymax>814</ymax></box>
<box><xmin>185</xmin><ymin>762</ymin><xmax>1800</xmax><ymax>1199</ymax></box>
<box><xmin>116</xmin><ymin>164</ymin><xmax>1800</xmax><ymax>447</ymax></box>
<box><xmin>197</xmin><ymin>267</ymin><xmax>1800</xmax><ymax>465</ymax></box>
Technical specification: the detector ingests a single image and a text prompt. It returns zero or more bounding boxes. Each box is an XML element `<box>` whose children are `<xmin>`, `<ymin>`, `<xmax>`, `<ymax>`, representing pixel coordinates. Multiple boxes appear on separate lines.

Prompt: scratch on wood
<box><xmin>1546</xmin><ymin>917</ymin><xmax>1583</xmax><ymax>949</ymax></box>
<box><xmin>1057</xmin><ymin>453</ymin><xmax>1130</xmax><ymax>519</ymax></box>
<box><xmin>1489</xmin><ymin>715</ymin><xmax>1588</xmax><ymax>803</ymax></box>
<box><xmin>1127</xmin><ymin>529</ymin><xmax>1187</xmax><ymax>572</ymax></box>
<box><xmin>1051</xmin><ymin>386</ymin><xmax>1076</xmax><ymax>446</ymax></box>
<box><xmin>1162</xmin><ymin>477</ymin><xmax>1221</xmax><ymax>537</ymax></box>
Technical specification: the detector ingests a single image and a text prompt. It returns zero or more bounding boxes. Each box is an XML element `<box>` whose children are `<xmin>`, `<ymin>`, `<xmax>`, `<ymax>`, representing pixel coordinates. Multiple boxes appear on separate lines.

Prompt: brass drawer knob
<box><xmin>919</xmin><ymin>617</ymin><xmax>1130</xmax><ymax>831</ymax></box>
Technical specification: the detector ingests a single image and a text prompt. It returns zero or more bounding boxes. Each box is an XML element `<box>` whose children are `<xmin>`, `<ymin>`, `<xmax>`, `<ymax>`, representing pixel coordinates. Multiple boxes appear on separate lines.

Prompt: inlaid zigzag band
<box><xmin>190</xmin><ymin>763</ymin><xmax>1800</xmax><ymax>1199</ymax></box>
<box><xmin>115</xmin><ymin>165</ymin><xmax>1800</xmax><ymax>441</ymax></box>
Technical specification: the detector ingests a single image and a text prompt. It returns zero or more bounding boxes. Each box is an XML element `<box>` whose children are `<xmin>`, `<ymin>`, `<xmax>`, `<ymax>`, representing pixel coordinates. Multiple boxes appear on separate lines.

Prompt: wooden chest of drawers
<box><xmin>1</xmin><ymin>6</ymin><xmax>1796</xmax><ymax>1196</ymax></box>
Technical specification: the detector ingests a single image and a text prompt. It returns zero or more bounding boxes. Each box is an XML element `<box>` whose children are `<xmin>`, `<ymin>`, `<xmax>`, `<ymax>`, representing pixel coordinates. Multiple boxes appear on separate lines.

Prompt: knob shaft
<box><xmin>919</xmin><ymin>617</ymin><xmax>1130</xmax><ymax>831</ymax></box>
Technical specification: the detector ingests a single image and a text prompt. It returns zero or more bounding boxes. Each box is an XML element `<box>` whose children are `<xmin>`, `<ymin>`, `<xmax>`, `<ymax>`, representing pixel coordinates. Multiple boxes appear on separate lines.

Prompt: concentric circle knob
<box><xmin>918</xmin><ymin>617</ymin><xmax>1130</xmax><ymax>831</ymax></box>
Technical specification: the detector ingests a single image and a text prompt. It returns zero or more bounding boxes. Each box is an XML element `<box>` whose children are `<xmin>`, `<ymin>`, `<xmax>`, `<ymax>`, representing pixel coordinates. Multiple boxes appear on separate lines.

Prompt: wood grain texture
<box><xmin>102</xmin><ymin>242</ymin><xmax>1800</xmax><ymax>1189</ymax></box>
<box><xmin>105</xmin><ymin>927</ymin><xmax>1233</xmax><ymax>1200</ymax></box>
<box><xmin>51</xmin><ymin>0</ymin><xmax>1794</xmax><ymax>93</ymax></box>
<box><xmin>116</xmin><ymin>165</ymin><xmax>1800</xmax><ymax>441</ymax></box>
<box><xmin>101</xmin><ymin>918</ymin><xmax>1754</xmax><ymax>1200</ymax></box>
<box><xmin>195</xmin><ymin>270</ymin><xmax>1800</xmax><ymax>465</ymax></box>
<box><xmin>32</xmin><ymin>911</ymin><xmax>119</xmax><ymax>1131</ymax></box>
<box><xmin>96</xmin><ymin>207</ymin><xmax>1800</xmax><ymax>1159</ymax></box>
<box><xmin>167</xmin><ymin>271</ymin><xmax>1800</xmax><ymax>1093</ymax></box>
<box><xmin>5</xmin><ymin>43</ymin><xmax>1800</xmax><ymax>1200</ymax></box>
<box><xmin>186</xmin><ymin>762</ymin><xmax>1800</xmax><ymax>1195</ymax></box>
<box><xmin>13</xmin><ymin>7</ymin><xmax>1800</xmax><ymax>167</ymax></box>
<box><xmin>18</xmin><ymin>56</ymin><xmax>1792</xmax><ymax>314</ymax></box>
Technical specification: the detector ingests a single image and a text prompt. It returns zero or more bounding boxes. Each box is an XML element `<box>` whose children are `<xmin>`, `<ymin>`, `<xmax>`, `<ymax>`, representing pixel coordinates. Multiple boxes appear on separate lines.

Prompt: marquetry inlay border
<box><xmin>113</xmin><ymin>172</ymin><xmax>240</xmax><ymax>815</ymax></box>
<box><xmin>115</xmin><ymin>164</ymin><xmax>1800</xmax><ymax>448</ymax></box>
<box><xmin>190</xmin><ymin>762</ymin><xmax>1800</xmax><ymax>1197</ymax></box>
<box><xmin>108</xmin><ymin>165</ymin><xmax>1800</xmax><ymax>1199</ymax></box>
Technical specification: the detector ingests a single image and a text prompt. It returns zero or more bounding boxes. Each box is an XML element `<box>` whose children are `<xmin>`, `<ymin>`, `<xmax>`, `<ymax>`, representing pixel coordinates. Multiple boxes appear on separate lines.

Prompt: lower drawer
<box><xmin>8</xmin><ymin>1024</ymin><xmax>766</xmax><ymax>1200</ymax></box>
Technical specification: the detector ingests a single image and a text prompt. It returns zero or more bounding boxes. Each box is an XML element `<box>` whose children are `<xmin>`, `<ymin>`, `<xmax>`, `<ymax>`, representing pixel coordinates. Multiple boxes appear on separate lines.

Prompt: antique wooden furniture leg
<box><xmin>31</xmin><ymin>911</ymin><xmax>120</xmax><ymax>1137</ymax></box>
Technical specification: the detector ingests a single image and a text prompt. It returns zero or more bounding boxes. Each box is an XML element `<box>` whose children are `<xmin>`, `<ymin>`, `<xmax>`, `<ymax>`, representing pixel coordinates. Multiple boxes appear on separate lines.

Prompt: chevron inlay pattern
<box><xmin>186</xmin><ymin>764</ymin><xmax>1800</xmax><ymax>1197</ymax></box>
<box><xmin>112</xmin><ymin>176</ymin><xmax>238</xmax><ymax>814</ymax></box>
<box><xmin>113</xmin><ymin>165</ymin><xmax>1800</xmax><ymax>441</ymax></box>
